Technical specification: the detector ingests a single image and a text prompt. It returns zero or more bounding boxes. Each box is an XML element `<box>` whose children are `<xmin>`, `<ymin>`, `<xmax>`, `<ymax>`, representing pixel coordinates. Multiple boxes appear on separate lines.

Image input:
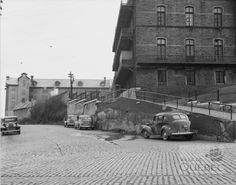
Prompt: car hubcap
<box><xmin>163</xmin><ymin>132</ymin><xmax>168</xmax><ymax>140</ymax></box>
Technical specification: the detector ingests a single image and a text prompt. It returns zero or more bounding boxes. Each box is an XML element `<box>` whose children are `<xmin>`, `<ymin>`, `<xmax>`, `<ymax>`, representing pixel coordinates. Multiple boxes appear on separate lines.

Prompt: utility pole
<box><xmin>68</xmin><ymin>72</ymin><xmax>74</xmax><ymax>100</ymax></box>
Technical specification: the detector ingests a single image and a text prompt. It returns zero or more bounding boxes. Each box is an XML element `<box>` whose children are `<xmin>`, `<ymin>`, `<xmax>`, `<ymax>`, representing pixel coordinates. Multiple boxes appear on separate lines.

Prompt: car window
<box><xmin>80</xmin><ymin>117</ymin><xmax>91</xmax><ymax>121</ymax></box>
<box><xmin>172</xmin><ymin>114</ymin><xmax>188</xmax><ymax>120</ymax></box>
<box><xmin>163</xmin><ymin>116</ymin><xmax>168</xmax><ymax>121</ymax></box>
<box><xmin>157</xmin><ymin>116</ymin><xmax>163</xmax><ymax>121</ymax></box>
<box><xmin>3</xmin><ymin>118</ymin><xmax>17</xmax><ymax>122</ymax></box>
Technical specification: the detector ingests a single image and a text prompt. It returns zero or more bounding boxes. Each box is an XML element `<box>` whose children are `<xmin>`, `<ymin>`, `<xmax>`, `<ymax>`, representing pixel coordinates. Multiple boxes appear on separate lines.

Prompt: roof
<box><xmin>6</xmin><ymin>77</ymin><xmax>112</xmax><ymax>88</ymax></box>
<box><xmin>6</xmin><ymin>78</ymin><xmax>18</xmax><ymax>85</ymax></box>
<box><xmin>13</xmin><ymin>102</ymin><xmax>33</xmax><ymax>111</ymax></box>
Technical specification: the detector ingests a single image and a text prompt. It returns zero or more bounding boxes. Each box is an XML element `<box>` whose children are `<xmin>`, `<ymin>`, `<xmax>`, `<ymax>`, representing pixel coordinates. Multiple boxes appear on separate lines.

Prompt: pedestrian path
<box><xmin>134</xmin><ymin>98</ymin><xmax>236</xmax><ymax>121</ymax></box>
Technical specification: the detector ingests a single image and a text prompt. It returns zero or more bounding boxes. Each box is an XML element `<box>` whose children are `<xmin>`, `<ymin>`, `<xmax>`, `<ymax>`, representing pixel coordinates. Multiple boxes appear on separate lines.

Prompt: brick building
<box><xmin>112</xmin><ymin>0</ymin><xmax>236</xmax><ymax>96</ymax></box>
<box><xmin>5</xmin><ymin>73</ymin><xmax>112</xmax><ymax>116</ymax></box>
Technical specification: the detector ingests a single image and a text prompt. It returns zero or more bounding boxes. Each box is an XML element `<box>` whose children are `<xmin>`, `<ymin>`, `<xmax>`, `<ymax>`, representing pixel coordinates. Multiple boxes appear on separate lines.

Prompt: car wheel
<box><xmin>142</xmin><ymin>130</ymin><xmax>149</xmax><ymax>139</ymax></box>
<box><xmin>185</xmin><ymin>135</ymin><xmax>193</xmax><ymax>141</ymax></box>
<box><xmin>162</xmin><ymin>130</ymin><xmax>169</xmax><ymax>141</ymax></box>
<box><xmin>1</xmin><ymin>132</ymin><xmax>4</xmax><ymax>136</ymax></box>
<box><xmin>18</xmin><ymin>130</ymin><xmax>21</xmax><ymax>135</ymax></box>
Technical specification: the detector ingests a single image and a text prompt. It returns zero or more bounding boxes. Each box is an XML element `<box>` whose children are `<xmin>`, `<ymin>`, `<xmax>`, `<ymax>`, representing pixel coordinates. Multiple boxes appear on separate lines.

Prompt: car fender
<box><xmin>141</xmin><ymin>125</ymin><xmax>153</xmax><ymax>135</ymax></box>
<box><xmin>161</xmin><ymin>125</ymin><xmax>172</xmax><ymax>136</ymax></box>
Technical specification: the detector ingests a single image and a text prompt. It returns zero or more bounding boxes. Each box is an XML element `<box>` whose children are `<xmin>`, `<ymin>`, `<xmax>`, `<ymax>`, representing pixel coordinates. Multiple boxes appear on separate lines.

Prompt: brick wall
<box><xmin>134</xmin><ymin>0</ymin><xmax>236</xmax><ymax>93</ymax></box>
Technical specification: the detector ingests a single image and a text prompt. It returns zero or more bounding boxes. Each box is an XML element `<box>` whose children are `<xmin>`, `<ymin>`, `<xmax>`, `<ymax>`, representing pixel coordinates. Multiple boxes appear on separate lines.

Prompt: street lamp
<box><xmin>68</xmin><ymin>72</ymin><xmax>74</xmax><ymax>100</ymax></box>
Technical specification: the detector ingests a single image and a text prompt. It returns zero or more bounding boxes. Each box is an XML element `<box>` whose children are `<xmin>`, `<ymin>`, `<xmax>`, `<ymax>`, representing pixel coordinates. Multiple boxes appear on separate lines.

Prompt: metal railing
<box><xmin>133</xmin><ymin>90</ymin><xmax>235</xmax><ymax>120</ymax></box>
<box><xmin>98</xmin><ymin>88</ymin><xmax>235</xmax><ymax>120</ymax></box>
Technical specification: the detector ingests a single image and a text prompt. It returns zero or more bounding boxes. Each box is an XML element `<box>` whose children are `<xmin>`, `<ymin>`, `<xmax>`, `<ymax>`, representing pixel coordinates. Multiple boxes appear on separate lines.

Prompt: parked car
<box><xmin>140</xmin><ymin>112</ymin><xmax>196</xmax><ymax>140</ymax></box>
<box><xmin>1</xmin><ymin>116</ymin><xmax>21</xmax><ymax>135</ymax></box>
<box><xmin>74</xmin><ymin>115</ymin><xmax>94</xmax><ymax>130</ymax></box>
<box><xmin>64</xmin><ymin>115</ymin><xmax>77</xmax><ymax>128</ymax></box>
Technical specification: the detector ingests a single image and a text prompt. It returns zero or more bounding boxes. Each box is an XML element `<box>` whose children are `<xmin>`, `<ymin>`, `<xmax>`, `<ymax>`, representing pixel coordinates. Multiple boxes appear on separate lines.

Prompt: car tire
<box><xmin>18</xmin><ymin>130</ymin><xmax>21</xmax><ymax>135</ymax></box>
<box><xmin>1</xmin><ymin>132</ymin><xmax>4</xmax><ymax>136</ymax></box>
<box><xmin>162</xmin><ymin>130</ymin><xmax>169</xmax><ymax>141</ymax></box>
<box><xmin>185</xmin><ymin>135</ymin><xmax>193</xmax><ymax>141</ymax></box>
<box><xmin>142</xmin><ymin>130</ymin><xmax>149</xmax><ymax>139</ymax></box>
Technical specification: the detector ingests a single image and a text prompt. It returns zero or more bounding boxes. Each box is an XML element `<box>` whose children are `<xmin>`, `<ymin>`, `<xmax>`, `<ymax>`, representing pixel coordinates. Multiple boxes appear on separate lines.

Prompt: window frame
<box><xmin>185</xmin><ymin>6</ymin><xmax>194</xmax><ymax>27</ymax></box>
<box><xmin>157</xmin><ymin>38</ymin><xmax>166</xmax><ymax>59</ymax></box>
<box><xmin>157</xmin><ymin>5</ymin><xmax>166</xmax><ymax>26</ymax></box>
<box><xmin>186</xmin><ymin>70</ymin><xmax>196</xmax><ymax>85</ymax></box>
<box><xmin>157</xmin><ymin>70</ymin><xmax>167</xmax><ymax>86</ymax></box>
<box><xmin>214</xmin><ymin>39</ymin><xmax>224</xmax><ymax>60</ymax></box>
<box><xmin>214</xmin><ymin>7</ymin><xmax>223</xmax><ymax>28</ymax></box>
<box><xmin>185</xmin><ymin>39</ymin><xmax>195</xmax><ymax>57</ymax></box>
<box><xmin>215</xmin><ymin>71</ymin><xmax>225</xmax><ymax>84</ymax></box>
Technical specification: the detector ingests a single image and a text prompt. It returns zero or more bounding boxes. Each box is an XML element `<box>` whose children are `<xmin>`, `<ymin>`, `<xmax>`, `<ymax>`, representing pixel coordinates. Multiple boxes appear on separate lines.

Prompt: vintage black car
<box><xmin>140</xmin><ymin>112</ymin><xmax>196</xmax><ymax>140</ymax></box>
<box><xmin>74</xmin><ymin>115</ymin><xmax>94</xmax><ymax>130</ymax></box>
<box><xmin>1</xmin><ymin>116</ymin><xmax>21</xmax><ymax>135</ymax></box>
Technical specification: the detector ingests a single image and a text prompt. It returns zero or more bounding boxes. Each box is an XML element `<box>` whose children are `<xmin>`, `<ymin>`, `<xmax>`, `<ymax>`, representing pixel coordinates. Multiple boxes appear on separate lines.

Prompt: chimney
<box><xmin>6</xmin><ymin>76</ymin><xmax>10</xmax><ymax>80</ymax></box>
<box><xmin>104</xmin><ymin>77</ymin><xmax>106</xmax><ymax>86</ymax></box>
<box><xmin>30</xmin><ymin>75</ymin><xmax>34</xmax><ymax>86</ymax></box>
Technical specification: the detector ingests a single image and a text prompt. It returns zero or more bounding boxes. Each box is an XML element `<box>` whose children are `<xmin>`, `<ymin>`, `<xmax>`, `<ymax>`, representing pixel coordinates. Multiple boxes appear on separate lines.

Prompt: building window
<box><xmin>157</xmin><ymin>6</ymin><xmax>166</xmax><ymax>26</ymax></box>
<box><xmin>186</xmin><ymin>71</ymin><xmax>195</xmax><ymax>85</ymax></box>
<box><xmin>185</xmin><ymin>6</ymin><xmax>194</xmax><ymax>26</ymax></box>
<box><xmin>21</xmin><ymin>98</ymin><xmax>26</xmax><ymax>103</ymax></box>
<box><xmin>78</xmin><ymin>81</ymin><xmax>83</xmax><ymax>86</ymax></box>
<box><xmin>214</xmin><ymin>7</ymin><xmax>222</xmax><ymax>27</ymax></box>
<box><xmin>185</xmin><ymin>39</ymin><xmax>195</xmax><ymax>57</ymax></box>
<box><xmin>55</xmin><ymin>81</ymin><xmax>61</xmax><ymax>87</ymax></box>
<box><xmin>157</xmin><ymin>38</ymin><xmax>166</xmax><ymax>59</ymax></box>
<box><xmin>214</xmin><ymin>39</ymin><xmax>223</xmax><ymax>60</ymax></box>
<box><xmin>216</xmin><ymin>71</ymin><xmax>225</xmax><ymax>84</ymax></box>
<box><xmin>158</xmin><ymin>70</ymin><xmax>167</xmax><ymax>85</ymax></box>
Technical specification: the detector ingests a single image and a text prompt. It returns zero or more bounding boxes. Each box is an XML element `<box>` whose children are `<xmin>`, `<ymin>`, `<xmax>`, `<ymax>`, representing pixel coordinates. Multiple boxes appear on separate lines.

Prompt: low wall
<box><xmin>96</xmin><ymin>97</ymin><xmax>236</xmax><ymax>142</ymax></box>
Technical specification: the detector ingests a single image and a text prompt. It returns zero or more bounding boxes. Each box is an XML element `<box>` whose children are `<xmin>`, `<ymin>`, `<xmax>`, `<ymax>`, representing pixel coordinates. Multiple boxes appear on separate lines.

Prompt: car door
<box><xmin>153</xmin><ymin>115</ymin><xmax>163</xmax><ymax>135</ymax></box>
<box><xmin>151</xmin><ymin>116</ymin><xmax>157</xmax><ymax>134</ymax></box>
<box><xmin>156</xmin><ymin>115</ymin><xmax>163</xmax><ymax>135</ymax></box>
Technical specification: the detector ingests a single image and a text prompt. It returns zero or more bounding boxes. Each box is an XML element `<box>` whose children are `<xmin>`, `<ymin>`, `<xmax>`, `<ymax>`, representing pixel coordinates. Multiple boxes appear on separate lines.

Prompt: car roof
<box><xmin>154</xmin><ymin>112</ymin><xmax>186</xmax><ymax>117</ymax></box>
<box><xmin>2</xmin><ymin>116</ymin><xmax>17</xmax><ymax>119</ymax></box>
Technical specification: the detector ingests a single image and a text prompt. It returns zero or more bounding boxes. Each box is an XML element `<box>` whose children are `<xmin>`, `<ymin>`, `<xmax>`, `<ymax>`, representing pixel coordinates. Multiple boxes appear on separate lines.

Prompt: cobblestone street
<box><xmin>1</xmin><ymin>125</ymin><xmax>236</xmax><ymax>185</ymax></box>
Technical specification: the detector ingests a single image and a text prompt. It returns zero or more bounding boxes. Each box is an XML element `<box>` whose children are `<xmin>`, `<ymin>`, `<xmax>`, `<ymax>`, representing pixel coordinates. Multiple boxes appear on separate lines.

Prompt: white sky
<box><xmin>0</xmin><ymin>0</ymin><xmax>122</xmax><ymax>116</ymax></box>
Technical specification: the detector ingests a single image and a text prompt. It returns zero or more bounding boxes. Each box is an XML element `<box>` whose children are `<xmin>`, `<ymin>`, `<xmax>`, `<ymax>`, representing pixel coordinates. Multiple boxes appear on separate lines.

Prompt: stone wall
<box><xmin>96</xmin><ymin>97</ymin><xmax>236</xmax><ymax>142</ymax></box>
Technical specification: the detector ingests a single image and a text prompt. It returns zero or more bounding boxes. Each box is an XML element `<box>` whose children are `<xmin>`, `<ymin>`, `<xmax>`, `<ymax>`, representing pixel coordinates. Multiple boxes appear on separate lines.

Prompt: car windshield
<box><xmin>2</xmin><ymin>118</ymin><xmax>17</xmax><ymax>122</ymax></box>
<box><xmin>81</xmin><ymin>117</ymin><xmax>91</xmax><ymax>121</ymax></box>
<box><xmin>172</xmin><ymin>114</ymin><xmax>188</xmax><ymax>120</ymax></box>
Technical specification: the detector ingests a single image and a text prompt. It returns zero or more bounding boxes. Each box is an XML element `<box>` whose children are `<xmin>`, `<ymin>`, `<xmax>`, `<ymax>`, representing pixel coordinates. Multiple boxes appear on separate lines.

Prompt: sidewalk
<box><xmin>167</xmin><ymin>103</ymin><xmax>236</xmax><ymax>121</ymax></box>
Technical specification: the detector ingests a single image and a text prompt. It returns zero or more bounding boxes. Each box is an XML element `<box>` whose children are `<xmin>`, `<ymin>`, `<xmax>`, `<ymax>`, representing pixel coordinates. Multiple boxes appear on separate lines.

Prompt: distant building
<box><xmin>5</xmin><ymin>73</ymin><xmax>112</xmax><ymax>116</ymax></box>
<box><xmin>112</xmin><ymin>0</ymin><xmax>236</xmax><ymax>96</ymax></box>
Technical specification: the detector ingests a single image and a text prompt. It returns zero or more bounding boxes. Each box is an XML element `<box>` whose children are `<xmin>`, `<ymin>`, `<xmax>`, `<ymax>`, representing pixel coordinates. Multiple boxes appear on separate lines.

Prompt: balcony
<box><xmin>113</xmin><ymin>50</ymin><xmax>133</xmax><ymax>71</ymax></box>
<box><xmin>112</xmin><ymin>1</ymin><xmax>134</xmax><ymax>52</ymax></box>
<box><xmin>113</xmin><ymin>59</ymin><xmax>134</xmax><ymax>85</ymax></box>
<box><xmin>136</xmin><ymin>55</ymin><xmax>236</xmax><ymax>65</ymax></box>
<box><xmin>114</xmin><ymin>28</ymin><xmax>133</xmax><ymax>53</ymax></box>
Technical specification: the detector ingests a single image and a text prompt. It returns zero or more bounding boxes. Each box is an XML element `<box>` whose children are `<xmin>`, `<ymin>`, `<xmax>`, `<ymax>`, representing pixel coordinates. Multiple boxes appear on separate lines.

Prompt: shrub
<box><xmin>30</xmin><ymin>96</ymin><xmax>67</xmax><ymax>124</ymax></box>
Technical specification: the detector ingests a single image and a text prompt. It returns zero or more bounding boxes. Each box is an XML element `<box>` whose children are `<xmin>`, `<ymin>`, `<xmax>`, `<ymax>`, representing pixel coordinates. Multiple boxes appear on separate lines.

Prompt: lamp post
<box><xmin>68</xmin><ymin>72</ymin><xmax>74</xmax><ymax>100</ymax></box>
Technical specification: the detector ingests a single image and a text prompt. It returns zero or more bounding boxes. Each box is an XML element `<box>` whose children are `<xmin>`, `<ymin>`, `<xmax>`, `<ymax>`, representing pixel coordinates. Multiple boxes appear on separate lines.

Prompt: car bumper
<box><xmin>80</xmin><ymin>125</ymin><xmax>94</xmax><ymax>128</ymax></box>
<box><xmin>171</xmin><ymin>131</ymin><xmax>196</xmax><ymax>136</ymax></box>
<box><xmin>1</xmin><ymin>129</ymin><xmax>20</xmax><ymax>133</ymax></box>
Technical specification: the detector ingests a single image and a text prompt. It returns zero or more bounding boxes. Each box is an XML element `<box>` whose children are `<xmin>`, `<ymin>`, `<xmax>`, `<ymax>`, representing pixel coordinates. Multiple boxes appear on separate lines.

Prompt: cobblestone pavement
<box><xmin>1</xmin><ymin>125</ymin><xmax>236</xmax><ymax>185</ymax></box>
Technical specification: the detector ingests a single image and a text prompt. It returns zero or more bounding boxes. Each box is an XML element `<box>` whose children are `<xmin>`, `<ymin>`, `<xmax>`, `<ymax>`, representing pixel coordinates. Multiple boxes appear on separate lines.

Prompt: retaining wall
<box><xmin>96</xmin><ymin>97</ymin><xmax>236</xmax><ymax>142</ymax></box>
